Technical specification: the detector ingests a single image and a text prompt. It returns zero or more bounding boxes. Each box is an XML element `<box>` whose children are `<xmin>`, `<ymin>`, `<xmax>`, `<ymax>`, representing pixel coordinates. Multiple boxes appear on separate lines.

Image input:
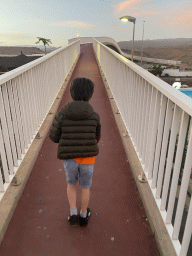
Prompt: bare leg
<box><xmin>67</xmin><ymin>183</ymin><xmax>77</xmax><ymax>209</ymax></box>
<box><xmin>81</xmin><ymin>187</ymin><xmax>90</xmax><ymax>212</ymax></box>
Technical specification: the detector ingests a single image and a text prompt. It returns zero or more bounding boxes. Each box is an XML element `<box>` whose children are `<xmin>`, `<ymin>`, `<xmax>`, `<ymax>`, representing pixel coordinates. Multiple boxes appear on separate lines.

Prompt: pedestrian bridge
<box><xmin>69</xmin><ymin>36</ymin><xmax>182</xmax><ymax>66</ymax></box>
<box><xmin>0</xmin><ymin>38</ymin><xmax>192</xmax><ymax>256</ymax></box>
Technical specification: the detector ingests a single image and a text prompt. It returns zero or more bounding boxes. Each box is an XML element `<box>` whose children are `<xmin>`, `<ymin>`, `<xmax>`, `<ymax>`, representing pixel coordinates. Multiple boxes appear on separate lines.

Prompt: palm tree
<box><xmin>35</xmin><ymin>37</ymin><xmax>52</xmax><ymax>55</ymax></box>
<box><xmin>148</xmin><ymin>64</ymin><xmax>164</xmax><ymax>77</ymax></box>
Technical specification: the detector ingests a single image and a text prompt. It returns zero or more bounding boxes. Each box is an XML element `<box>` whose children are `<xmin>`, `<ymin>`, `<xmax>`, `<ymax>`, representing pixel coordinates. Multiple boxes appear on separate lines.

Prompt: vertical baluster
<box><xmin>121</xmin><ymin>64</ymin><xmax>127</xmax><ymax>125</ymax></box>
<box><xmin>7</xmin><ymin>80</ymin><xmax>22</xmax><ymax>160</ymax></box>
<box><xmin>37</xmin><ymin>63</ymin><xmax>43</xmax><ymax>124</ymax></box>
<box><xmin>166</xmin><ymin>111</ymin><xmax>189</xmax><ymax>224</ymax></box>
<box><xmin>126</xmin><ymin>67</ymin><xmax>131</xmax><ymax>131</ymax></box>
<box><xmin>116</xmin><ymin>61</ymin><xmax>121</xmax><ymax>110</ymax></box>
<box><xmin>22</xmin><ymin>73</ymin><xmax>31</xmax><ymax>145</ymax></box>
<box><xmin>17</xmin><ymin>75</ymin><xmax>28</xmax><ymax>149</ymax></box>
<box><xmin>132</xmin><ymin>72</ymin><xmax>137</xmax><ymax>145</ymax></box>
<box><xmin>24</xmin><ymin>71</ymin><xmax>33</xmax><ymax>140</ymax></box>
<box><xmin>30</xmin><ymin>69</ymin><xmax>38</xmax><ymax>133</ymax></box>
<box><xmin>130</xmin><ymin>69</ymin><xmax>134</xmax><ymax>136</ymax></box>
<box><xmin>0</xmin><ymin>159</ymin><xmax>5</xmax><ymax>191</ymax></box>
<box><xmin>135</xmin><ymin>74</ymin><xmax>141</xmax><ymax>150</ymax></box>
<box><xmin>0</xmin><ymin>85</ymin><xmax>14</xmax><ymax>174</ymax></box>
<box><xmin>57</xmin><ymin>53</ymin><xmax>62</xmax><ymax>87</ymax></box>
<box><xmin>35</xmin><ymin>65</ymin><xmax>41</xmax><ymax>129</ymax></box>
<box><xmin>156</xmin><ymin>100</ymin><xmax>174</xmax><ymax>199</ymax></box>
<box><xmin>20</xmin><ymin>73</ymin><xmax>29</xmax><ymax>144</ymax></box>
<box><xmin>39</xmin><ymin>62</ymin><xmax>44</xmax><ymax>122</ymax></box>
<box><xmin>139</xmin><ymin>80</ymin><xmax>147</xmax><ymax>163</ymax></box>
<box><xmin>125</xmin><ymin>67</ymin><xmax>131</xmax><ymax>132</ymax></box>
<box><xmin>147</xmin><ymin>90</ymin><xmax>161</xmax><ymax>179</ymax></box>
<box><xmin>160</xmin><ymin>105</ymin><xmax>181</xmax><ymax>210</ymax></box>
<box><xmin>172</xmin><ymin>123</ymin><xmax>192</xmax><ymax>240</ymax></box>
<box><xmin>152</xmin><ymin>95</ymin><xmax>168</xmax><ymax>188</ymax></box>
<box><xmin>28</xmin><ymin>70</ymin><xmax>36</xmax><ymax>138</ymax></box>
<box><xmin>141</xmin><ymin>82</ymin><xmax>151</xmax><ymax>163</ymax></box>
<box><xmin>180</xmin><ymin>193</ymin><xmax>192</xmax><ymax>256</ymax></box>
<box><xmin>13</xmin><ymin>78</ymin><xmax>25</xmax><ymax>154</ymax></box>
<box><xmin>137</xmin><ymin>77</ymin><xmax>145</xmax><ymax>159</ymax></box>
<box><xmin>142</xmin><ymin>84</ymin><xmax>152</xmax><ymax>164</ymax></box>
<box><xmin>143</xmin><ymin>84</ymin><xmax>154</xmax><ymax>170</ymax></box>
<box><xmin>42</xmin><ymin>62</ymin><xmax>47</xmax><ymax>120</ymax></box>
<box><xmin>1</xmin><ymin>82</ymin><xmax>18</xmax><ymax>167</ymax></box>
<box><xmin>135</xmin><ymin>76</ymin><xmax>142</xmax><ymax>154</ymax></box>
<box><xmin>0</xmin><ymin>124</ymin><xmax>10</xmax><ymax>185</ymax></box>
<box><xmin>47</xmin><ymin>60</ymin><xmax>53</xmax><ymax>114</ymax></box>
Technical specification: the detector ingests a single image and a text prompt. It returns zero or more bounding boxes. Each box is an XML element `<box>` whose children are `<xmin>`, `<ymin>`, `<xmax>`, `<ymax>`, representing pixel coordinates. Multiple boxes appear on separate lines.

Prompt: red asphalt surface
<box><xmin>0</xmin><ymin>44</ymin><xmax>159</xmax><ymax>256</ymax></box>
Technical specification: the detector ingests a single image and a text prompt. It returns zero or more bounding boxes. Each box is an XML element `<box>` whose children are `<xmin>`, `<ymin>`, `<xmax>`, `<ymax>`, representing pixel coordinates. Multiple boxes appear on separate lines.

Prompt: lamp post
<box><xmin>140</xmin><ymin>21</ymin><xmax>145</xmax><ymax>66</ymax></box>
<box><xmin>120</xmin><ymin>16</ymin><xmax>136</xmax><ymax>62</ymax></box>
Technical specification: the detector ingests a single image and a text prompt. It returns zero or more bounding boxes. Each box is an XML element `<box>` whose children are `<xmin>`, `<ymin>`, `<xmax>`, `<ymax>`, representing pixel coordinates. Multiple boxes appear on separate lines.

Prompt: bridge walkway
<box><xmin>0</xmin><ymin>44</ymin><xmax>159</xmax><ymax>256</ymax></box>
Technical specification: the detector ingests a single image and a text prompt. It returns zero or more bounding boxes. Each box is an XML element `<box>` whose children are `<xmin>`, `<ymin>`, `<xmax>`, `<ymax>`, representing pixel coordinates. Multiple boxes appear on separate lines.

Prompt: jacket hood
<box><xmin>61</xmin><ymin>101</ymin><xmax>94</xmax><ymax>120</ymax></box>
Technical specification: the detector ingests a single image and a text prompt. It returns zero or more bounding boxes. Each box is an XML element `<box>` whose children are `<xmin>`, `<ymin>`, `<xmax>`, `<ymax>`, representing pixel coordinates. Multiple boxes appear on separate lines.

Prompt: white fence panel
<box><xmin>0</xmin><ymin>40</ymin><xmax>80</xmax><ymax>200</ymax></box>
<box><xmin>93</xmin><ymin>38</ymin><xmax>192</xmax><ymax>256</ymax></box>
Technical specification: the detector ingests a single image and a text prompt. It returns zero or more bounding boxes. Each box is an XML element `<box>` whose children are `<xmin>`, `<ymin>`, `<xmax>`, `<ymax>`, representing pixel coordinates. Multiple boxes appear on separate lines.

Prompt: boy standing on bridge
<box><xmin>49</xmin><ymin>77</ymin><xmax>101</xmax><ymax>227</ymax></box>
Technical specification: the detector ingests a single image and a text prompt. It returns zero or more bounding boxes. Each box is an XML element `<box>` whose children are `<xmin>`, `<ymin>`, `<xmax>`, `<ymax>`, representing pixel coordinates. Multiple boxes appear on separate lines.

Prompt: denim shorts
<box><xmin>63</xmin><ymin>159</ymin><xmax>94</xmax><ymax>188</ymax></box>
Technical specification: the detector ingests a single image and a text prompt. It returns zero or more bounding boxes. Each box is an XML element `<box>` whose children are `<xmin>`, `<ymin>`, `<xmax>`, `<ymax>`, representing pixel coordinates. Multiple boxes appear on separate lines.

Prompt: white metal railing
<box><xmin>93</xmin><ymin>38</ymin><xmax>192</xmax><ymax>256</ymax></box>
<box><xmin>0</xmin><ymin>40</ymin><xmax>80</xmax><ymax>200</ymax></box>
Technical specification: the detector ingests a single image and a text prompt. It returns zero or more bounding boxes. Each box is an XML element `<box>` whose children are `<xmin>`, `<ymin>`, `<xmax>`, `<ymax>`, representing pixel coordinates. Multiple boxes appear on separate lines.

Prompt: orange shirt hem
<box><xmin>73</xmin><ymin>156</ymin><xmax>95</xmax><ymax>165</ymax></box>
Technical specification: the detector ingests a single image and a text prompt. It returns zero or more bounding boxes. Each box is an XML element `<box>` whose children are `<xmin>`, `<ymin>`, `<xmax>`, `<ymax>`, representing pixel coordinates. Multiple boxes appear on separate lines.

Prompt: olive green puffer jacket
<box><xmin>49</xmin><ymin>101</ymin><xmax>101</xmax><ymax>159</ymax></box>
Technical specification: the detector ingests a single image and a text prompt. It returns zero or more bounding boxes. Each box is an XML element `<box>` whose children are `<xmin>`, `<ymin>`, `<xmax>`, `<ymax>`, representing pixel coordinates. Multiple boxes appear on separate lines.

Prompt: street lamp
<box><xmin>120</xmin><ymin>15</ymin><xmax>136</xmax><ymax>62</ymax></box>
<box><xmin>140</xmin><ymin>21</ymin><xmax>145</xmax><ymax>66</ymax></box>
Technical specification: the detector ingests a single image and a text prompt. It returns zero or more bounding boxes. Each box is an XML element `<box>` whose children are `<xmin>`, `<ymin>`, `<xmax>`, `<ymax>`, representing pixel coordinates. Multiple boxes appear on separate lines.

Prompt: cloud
<box><xmin>0</xmin><ymin>33</ymin><xmax>32</xmax><ymax>41</ymax></box>
<box><xmin>122</xmin><ymin>6</ymin><xmax>162</xmax><ymax>17</ymax></box>
<box><xmin>165</xmin><ymin>9</ymin><xmax>192</xmax><ymax>26</ymax></box>
<box><xmin>51</xmin><ymin>20</ymin><xmax>96</xmax><ymax>29</ymax></box>
<box><xmin>114</xmin><ymin>0</ymin><xmax>192</xmax><ymax>33</ymax></box>
<box><xmin>0</xmin><ymin>33</ymin><xmax>35</xmax><ymax>46</ymax></box>
<box><xmin>113</xmin><ymin>0</ymin><xmax>147</xmax><ymax>15</ymax></box>
<box><xmin>112</xmin><ymin>26</ymin><xmax>130</xmax><ymax>32</ymax></box>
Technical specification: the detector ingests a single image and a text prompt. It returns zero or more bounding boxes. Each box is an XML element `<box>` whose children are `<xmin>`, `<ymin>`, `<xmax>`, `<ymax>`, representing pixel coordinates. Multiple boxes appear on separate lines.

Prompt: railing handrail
<box><xmin>93</xmin><ymin>38</ymin><xmax>192</xmax><ymax>117</ymax></box>
<box><xmin>0</xmin><ymin>40</ymin><xmax>80</xmax><ymax>86</ymax></box>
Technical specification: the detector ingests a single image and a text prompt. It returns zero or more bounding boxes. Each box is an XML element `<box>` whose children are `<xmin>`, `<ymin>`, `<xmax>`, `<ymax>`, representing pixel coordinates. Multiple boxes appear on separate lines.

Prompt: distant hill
<box><xmin>18</xmin><ymin>45</ymin><xmax>59</xmax><ymax>53</ymax></box>
<box><xmin>0</xmin><ymin>46</ymin><xmax>59</xmax><ymax>55</ymax></box>
<box><xmin>118</xmin><ymin>38</ymin><xmax>192</xmax><ymax>50</ymax></box>
<box><xmin>118</xmin><ymin>38</ymin><xmax>192</xmax><ymax>68</ymax></box>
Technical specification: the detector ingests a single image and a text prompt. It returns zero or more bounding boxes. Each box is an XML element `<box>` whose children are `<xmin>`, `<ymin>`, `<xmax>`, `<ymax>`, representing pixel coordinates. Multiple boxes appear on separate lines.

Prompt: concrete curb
<box><xmin>0</xmin><ymin>54</ymin><xmax>80</xmax><ymax>245</ymax></box>
<box><xmin>94</xmin><ymin>55</ymin><xmax>177</xmax><ymax>256</ymax></box>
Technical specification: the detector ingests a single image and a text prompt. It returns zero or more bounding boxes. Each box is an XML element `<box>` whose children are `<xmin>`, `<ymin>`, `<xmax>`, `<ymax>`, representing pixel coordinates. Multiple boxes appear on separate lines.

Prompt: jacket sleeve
<box><xmin>96</xmin><ymin>114</ymin><xmax>101</xmax><ymax>143</ymax></box>
<box><xmin>49</xmin><ymin>112</ymin><xmax>63</xmax><ymax>143</ymax></box>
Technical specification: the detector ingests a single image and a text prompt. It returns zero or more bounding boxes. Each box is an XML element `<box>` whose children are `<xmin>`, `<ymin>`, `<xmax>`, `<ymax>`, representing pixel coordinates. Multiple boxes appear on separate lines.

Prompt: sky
<box><xmin>0</xmin><ymin>0</ymin><xmax>191</xmax><ymax>47</ymax></box>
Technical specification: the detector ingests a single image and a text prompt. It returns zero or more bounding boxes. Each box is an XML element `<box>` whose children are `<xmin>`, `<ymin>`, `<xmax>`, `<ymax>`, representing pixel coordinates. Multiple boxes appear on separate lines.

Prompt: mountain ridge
<box><xmin>118</xmin><ymin>38</ymin><xmax>192</xmax><ymax>50</ymax></box>
<box><xmin>118</xmin><ymin>38</ymin><xmax>192</xmax><ymax>67</ymax></box>
<box><xmin>0</xmin><ymin>46</ymin><xmax>59</xmax><ymax>55</ymax></box>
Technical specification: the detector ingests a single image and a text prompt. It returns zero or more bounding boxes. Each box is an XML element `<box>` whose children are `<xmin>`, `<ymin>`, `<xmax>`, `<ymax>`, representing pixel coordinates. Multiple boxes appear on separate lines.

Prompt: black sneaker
<box><xmin>68</xmin><ymin>214</ymin><xmax>78</xmax><ymax>227</ymax></box>
<box><xmin>79</xmin><ymin>208</ymin><xmax>91</xmax><ymax>227</ymax></box>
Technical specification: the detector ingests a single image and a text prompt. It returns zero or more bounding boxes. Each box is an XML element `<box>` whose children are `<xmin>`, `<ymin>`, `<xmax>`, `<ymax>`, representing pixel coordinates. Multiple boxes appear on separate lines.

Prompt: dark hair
<box><xmin>70</xmin><ymin>77</ymin><xmax>94</xmax><ymax>101</ymax></box>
